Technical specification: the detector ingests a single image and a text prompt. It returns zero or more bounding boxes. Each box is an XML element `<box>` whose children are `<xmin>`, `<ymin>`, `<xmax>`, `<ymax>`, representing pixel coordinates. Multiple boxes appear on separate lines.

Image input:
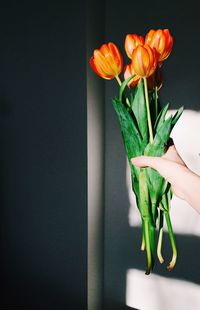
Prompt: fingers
<box><xmin>131</xmin><ymin>156</ymin><xmax>168</xmax><ymax>179</ymax></box>
<box><xmin>131</xmin><ymin>156</ymin><xmax>162</xmax><ymax>170</ymax></box>
<box><xmin>131</xmin><ymin>156</ymin><xmax>188</xmax><ymax>186</ymax></box>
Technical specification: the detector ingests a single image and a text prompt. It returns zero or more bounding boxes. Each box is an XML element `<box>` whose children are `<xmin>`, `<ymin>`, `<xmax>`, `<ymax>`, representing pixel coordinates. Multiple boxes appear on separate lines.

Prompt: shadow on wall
<box><xmin>104</xmin><ymin>109</ymin><xmax>200</xmax><ymax>310</ymax></box>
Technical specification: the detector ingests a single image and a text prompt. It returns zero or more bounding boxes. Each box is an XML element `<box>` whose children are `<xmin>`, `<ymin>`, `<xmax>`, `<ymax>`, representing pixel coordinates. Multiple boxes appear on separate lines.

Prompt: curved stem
<box><xmin>155</xmin><ymin>86</ymin><xmax>158</xmax><ymax>119</ymax></box>
<box><xmin>115</xmin><ymin>75</ymin><xmax>122</xmax><ymax>86</ymax></box>
<box><xmin>141</xmin><ymin>225</ymin><xmax>145</xmax><ymax>251</ymax></box>
<box><xmin>164</xmin><ymin>211</ymin><xmax>177</xmax><ymax>271</ymax></box>
<box><xmin>115</xmin><ymin>76</ymin><xmax>131</xmax><ymax>108</ymax></box>
<box><xmin>143</xmin><ymin>77</ymin><xmax>154</xmax><ymax>143</ymax></box>
<box><xmin>157</xmin><ymin>208</ymin><xmax>164</xmax><ymax>264</ymax></box>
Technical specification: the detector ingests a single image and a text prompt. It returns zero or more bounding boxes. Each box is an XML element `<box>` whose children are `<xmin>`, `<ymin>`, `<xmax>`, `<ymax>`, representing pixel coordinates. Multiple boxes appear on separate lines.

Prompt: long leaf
<box><xmin>144</xmin><ymin>116</ymin><xmax>173</xmax><ymax>218</ymax></box>
<box><xmin>118</xmin><ymin>75</ymin><xmax>136</xmax><ymax>103</ymax></box>
<box><xmin>113</xmin><ymin>99</ymin><xmax>142</xmax><ymax>159</ymax></box>
<box><xmin>131</xmin><ymin>79</ymin><xmax>148</xmax><ymax>149</ymax></box>
<box><xmin>171</xmin><ymin>106</ymin><xmax>184</xmax><ymax>127</ymax></box>
<box><xmin>154</xmin><ymin>103</ymin><xmax>169</xmax><ymax>132</ymax></box>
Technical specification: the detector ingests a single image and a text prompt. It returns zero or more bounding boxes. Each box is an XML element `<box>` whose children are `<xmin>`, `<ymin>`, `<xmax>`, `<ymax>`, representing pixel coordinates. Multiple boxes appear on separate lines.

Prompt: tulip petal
<box><xmin>94</xmin><ymin>49</ymin><xmax>115</xmax><ymax>78</ymax></box>
<box><xmin>124</xmin><ymin>63</ymin><xmax>140</xmax><ymax>87</ymax></box>
<box><xmin>100</xmin><ymin>44</ymin><xmax>119</xmax><ymax>75</ymax></box>
<box><xmin>89</xmin><ymin>42</ymin><xmax>123</xmax><ymax>79</ymax></box>
<box><xmin>89</xmin><ymin>56</ymin><xmax>104</xmax><ymax>78</ymax></box>
<box><xmin>131</xmin><ymin>45</ymin><xmax>157</xmax><ymax>78</ymax></box>
<box><xmin>108</xmin><ymin>42</ymin><xmax>123</xmax><ymax>75</ymax></box>
<box><xmin>145</xmin><ymin>28</ymin><xmax>173</xmax><ymax>62</ymax></box>
<box><xmin>125</xmin><ymin>34</ymin><xmax>145</xmax><ymax>59</ymax></box>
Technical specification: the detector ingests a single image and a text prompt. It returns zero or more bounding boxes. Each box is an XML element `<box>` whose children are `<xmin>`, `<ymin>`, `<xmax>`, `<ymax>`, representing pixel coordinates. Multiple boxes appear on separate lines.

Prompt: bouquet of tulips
<box><xmin>89</xmin><ymin>29</ymin><xmax>183</xmax><ymax>274</ymax></box>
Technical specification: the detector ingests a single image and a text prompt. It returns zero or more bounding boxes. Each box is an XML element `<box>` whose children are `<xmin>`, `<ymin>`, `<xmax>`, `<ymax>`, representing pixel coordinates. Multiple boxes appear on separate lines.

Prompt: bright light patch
<box><xmin>126</xmin><ymin>269</ymin><xmax>200</xmax><ymax>310</ymax></box>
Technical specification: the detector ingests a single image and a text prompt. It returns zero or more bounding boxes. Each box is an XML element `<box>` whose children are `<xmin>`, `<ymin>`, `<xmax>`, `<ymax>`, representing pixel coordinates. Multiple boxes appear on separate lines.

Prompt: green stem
<box><xmin>157</xmin><ymin>208</ymin><xmax>164</xmax><ymax>264</ymax></box>
<box><xmin>115</xmin><ymin>75</ymin><xmax>122</xmax><ymax>86</ymax></box>
<box><xmin>152</xmin><ymin>202</ymin><xmax>157</xmax><ymax>226</ymax></box>
<box><xmin>144</xmin><ymin>219</ymin><xmax>152</xmax><ymax>275</ymax></box>
<box><xmin>115</xmin><ymin>76</ymin><xmax>131</xmax><ymax>108</ymax></box>
<box><xmin>164</xmin><ymin>211</ymin><xmax>177</xmax><ymax>271</ymax></box>
<box><xmin>155</xmin><ymin>86</ymin><xmax>158</xmax><ymax>119</ymax></box>
<box><xmin>143</xmin><ymin>77</ymin><xmax>154</xmax><ymax>143</ymax></box>
<box><xmin>141</xmin><ymin>222</ymin><xmax>145</xmax><ymax>251</ymax></box>
<box><xmin>149</xmin><ymin>224</ymin><xmax>156</xmax><ymax>267</ymax></box>
<box><xmin>139</xmin><ymin>169</ymin><xmax>153</xmax><ymax>274</ymax></box>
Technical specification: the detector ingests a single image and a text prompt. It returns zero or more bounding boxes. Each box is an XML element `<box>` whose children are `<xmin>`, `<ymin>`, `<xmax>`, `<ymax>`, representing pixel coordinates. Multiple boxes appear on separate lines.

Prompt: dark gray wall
<box><xmin>0</xmin><ymin>1</ymin><xmax>87</xmax><ymax>309</ymax></box>
<box><xmin>104</xmin><ymin>0</ymin><xmax>200</xmax><ymax>309</ymax></box>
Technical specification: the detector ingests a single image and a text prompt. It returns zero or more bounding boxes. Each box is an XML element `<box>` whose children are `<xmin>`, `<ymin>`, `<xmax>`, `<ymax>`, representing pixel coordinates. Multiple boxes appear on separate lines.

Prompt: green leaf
<box><xmin>172</xmin><ymin>106</ymin><xmax>184</xmax><ymax>127</ymax></box>
<box><xmin>113</xmin><ymin>98</ymin><xmax>143</xmax><ymax>205</ymax></box>
<box><xmin>139</xmin><ymin>168</ymin><xmax>150</xmax><ymax>219</ymax></box>
<box><xmin>154</xmin><ymin>115</ymin><xmax>173</xmax><ymax>149</ymax></box>
<box><xmin>145</xmin><ymin>115</ymin><xmax>173</xmax><ymax>156</ymax></box>
<box><xmin>159</xmin><ymin>184</ymin><xmax>173</xmax><ymax>212</ymax></box>
<box><xmin>154</xmin><ymin>103</ymin><xmax>169</xmax><ymax>132</ymax></box>
<box><xmin>118</xmin><ymin>75</ymin><xmax>136</xmax><ymax>102</ymax></box>
<box><xmin>131</xmin><ymin>79</ymin><xmax>148</xmax><ymax>149</ymax></box>
<box><xmin>144</xmin><ymin>116</ymin><xmax>173</xmax><ymax>217</ymax></box>
<box><xmin>112</xmin><ymin>99</ymin><xmax>142</xmax><ymax>159</ymax></box>
<box><xmin>130</xmin><ymin>168</ymin><xmax>140</xmax><ymax>208</ymax></box>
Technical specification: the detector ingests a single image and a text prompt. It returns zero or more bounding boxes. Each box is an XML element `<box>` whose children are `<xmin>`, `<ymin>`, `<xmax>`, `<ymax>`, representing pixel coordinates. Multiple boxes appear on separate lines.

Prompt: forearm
<box><xmin>167</xmin><ymin>164</ymin><xmax>200</xmax><ymax>213</ymax></box>
<box><xmin>182</xmin><ymin>170</ymin><xmax>200</xmax><ymax>214</ymax></box>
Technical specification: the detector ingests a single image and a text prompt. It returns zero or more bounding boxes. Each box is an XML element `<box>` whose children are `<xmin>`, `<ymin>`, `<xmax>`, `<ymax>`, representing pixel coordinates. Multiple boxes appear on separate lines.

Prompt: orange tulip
<box><xmin>131</xmin><ymin>45</ymin><xmax>158</xmax><ymax>78</ymax></box>
<box><xmin>89</xmin><ymin>42</ymin><xmax>123</xmax><ymax>80</ymax></box>
<box><xmin>125</xmin><ymin>34</ymin><xmax>144</xmax><ymax>59</ymax></box>
<box><xmin>124</xmin><ymin>63</ymin><xmax>162</xmax><ymax>90</ymax></box>
<box><xmin>145</xmin><ymin>29</ymin><xmax>173</xmax><ymax>63</ymax></box>
<box><xmin>124</xmin><ymin>63</ymin><xmax>140</xmax><ymax>87</ymax></box>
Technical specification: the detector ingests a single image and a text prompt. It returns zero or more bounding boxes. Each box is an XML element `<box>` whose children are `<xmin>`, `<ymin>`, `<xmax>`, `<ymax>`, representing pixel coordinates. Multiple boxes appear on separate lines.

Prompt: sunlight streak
<box><xmin>126</xmin><ymin>269</ymin><xmax>200</xmax><ymax>310</ymax></box>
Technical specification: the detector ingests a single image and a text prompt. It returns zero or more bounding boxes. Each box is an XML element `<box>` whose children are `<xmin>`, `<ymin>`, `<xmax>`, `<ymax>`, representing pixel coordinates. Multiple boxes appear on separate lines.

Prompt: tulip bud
<box><xmin>124</xmin><ymin>63</ymin><xmax>140</xmax><ymax>87</ymax></box>
<box><xmin>145</xmin><ymin>29</ymin><xmax>173</xmax><ymax>63</ymax></box>
<box><xmin>131</xmin><ymin>45</ymin><xmax>158</xmax><ymax>78</ymax></box>
<box><xmin>89</xmin><ymin>42</ymin><xmax>123</xmax><ymax>80</ymax></box>
<box><xmin>125</xmin><ymin>34</ymin><xmax>144</xmax><ymax>59</ymax></box>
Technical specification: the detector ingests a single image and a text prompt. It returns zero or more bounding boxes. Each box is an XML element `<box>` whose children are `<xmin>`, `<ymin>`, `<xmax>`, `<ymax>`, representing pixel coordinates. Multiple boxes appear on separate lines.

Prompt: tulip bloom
<box><xmin>89</xmin><ymin>42</ymin><xmax>123</xmax><ymax>80</ymax></box>
<box><xmin>145</xmin><ymin>29</ymin><xmax>173</xmax><ymax>63</ymax></box>
<box><xmin>124</xmin><ymin>63</ymin><xmax>140</xmax><ymax>87</ymax></box>
<box><xmin>124</xmin><ymin>63</ymin><xmax>162</xmax><ymax>90</ymax></box>
<box><xmin>125</xmin><ymin>34</ymin><xmax>144</xmax><ymax>59</ymax></box>
<box><xmin>131</xmin><ymin>45</ymin><xmax>158</xmax><ymax>78</ymax></box>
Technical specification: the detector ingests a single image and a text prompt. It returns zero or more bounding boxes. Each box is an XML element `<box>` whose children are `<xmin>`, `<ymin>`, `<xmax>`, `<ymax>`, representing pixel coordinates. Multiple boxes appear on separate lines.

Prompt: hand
<box><xmin>131</xmin><ymin>145</ymin><xmax>200</xmax><ymax>213</ymax></box>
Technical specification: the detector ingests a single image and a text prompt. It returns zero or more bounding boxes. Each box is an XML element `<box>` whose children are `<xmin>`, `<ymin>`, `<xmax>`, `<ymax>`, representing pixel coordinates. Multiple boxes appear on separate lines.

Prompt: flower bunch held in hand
<box><xmin>89</xmin><ymin>28</ymin><xmax>183</xmax><ymax>275</ymax></box>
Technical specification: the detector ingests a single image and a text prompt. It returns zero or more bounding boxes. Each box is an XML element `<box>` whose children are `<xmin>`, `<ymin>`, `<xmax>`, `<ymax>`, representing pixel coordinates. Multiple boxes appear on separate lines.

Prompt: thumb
<box><xmin>131</xmin><ymin>156</ymin><xmax>186</xmax><ymax>186</ymax></box>
<box><xmin>131</xmin><ymin>156</ymin><xmax>162</xmax><ymax>170</ymax></box>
